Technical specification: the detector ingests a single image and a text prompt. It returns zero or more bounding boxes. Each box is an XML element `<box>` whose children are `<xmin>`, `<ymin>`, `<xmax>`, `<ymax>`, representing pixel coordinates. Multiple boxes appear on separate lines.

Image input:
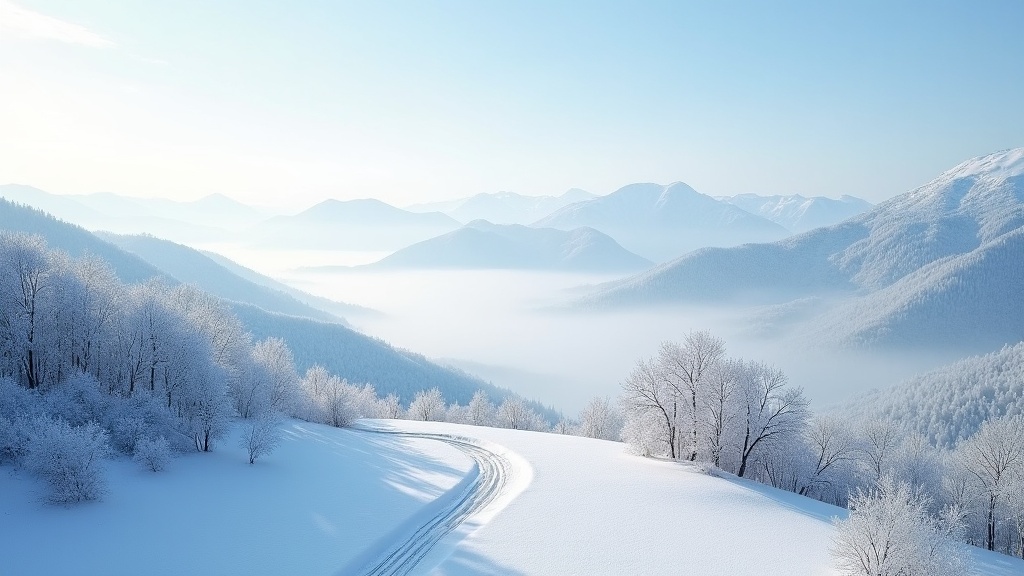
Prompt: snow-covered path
<box><xmin>350</xmin><ymin>427</ymin><xmax>513</xmax><ymax>576</ymax></box>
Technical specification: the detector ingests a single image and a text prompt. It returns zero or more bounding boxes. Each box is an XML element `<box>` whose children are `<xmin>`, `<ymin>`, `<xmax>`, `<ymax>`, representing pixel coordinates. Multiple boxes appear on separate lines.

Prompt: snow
<box><xmin>3</xmin><ymin>418</ymin><xmax>1023</xmax><ymax>575</ymax></box>
<box><xmin>0</xmin><ymin>420</ymin><xmax>472</xmax><ymax>576</ymax></box>
<box><xmin>943</xmin><ymin>148</ymin><xmax>1024</xmax><ymax>181</ymax></box>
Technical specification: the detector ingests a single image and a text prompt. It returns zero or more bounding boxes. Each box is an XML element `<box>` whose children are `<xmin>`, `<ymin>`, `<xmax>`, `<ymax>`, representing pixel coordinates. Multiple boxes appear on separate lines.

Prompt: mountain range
<box><xmin>368</xmin><ymin>220</ymin><xmax>652</xmax><ymax>272</ymax></box>
<box><xmin>719</xmin><ymin>193</ymin><xmax>873</xmax><ymax>233</ymax></box>
<box><xmin>581</xmin><ymin>148</ymin><xmax>1024</xmax><ymax>350</ymax></box>
<box><xmin>253</xmin><ymin>198</ymin><xmax>461</xmax><ymax>251</ymax></box>
<box><xmin>406</xmin><ymin>189</ymin><xmax>596</xmax><ymax>225</ymax></box>
<box><xmin>533</xmin><ymin>182</ymin><xmax>791</xmax><ymax>262</ymax></box>
<box><xmin>0</xmin><ymin>199</ymin><xmax>515</xmax><ymax>406</ymax></box>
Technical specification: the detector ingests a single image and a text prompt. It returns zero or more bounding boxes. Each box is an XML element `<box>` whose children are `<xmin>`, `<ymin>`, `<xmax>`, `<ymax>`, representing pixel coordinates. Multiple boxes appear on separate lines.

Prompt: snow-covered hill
<box><xmin>3</xmin><ymin>419</ymin><xmax>1019</xmax><ymax>575</ymax></box>
<box><xmin>584</xmin><ymin>149</ymin><xmax>1024</xmax><ymax>349</ymax></box>
<box><xmin>406</xmin><ymin>189</ymin><xmax>596</xmax><ymax>225</ymax></box>
<box><xmin>0</xmin><ymin>198</ymin><xmax>164</xmax><ymax>284</ymax></box>
<box><xmin>253</xmin><ymin>198</ymin><xmax>461</xmax><ymax>250</ymax></box>
<box><xmin>839</xmin><ymin>342</ymin><xmax>1024</xmax><ymax>448</ymax></box>
<box><xmin>0</xmin><ymin>201</ymin><xmax>503</xmax><ymax>409</ymax></box>
<box><xmin>99</xmin><ymin>232</ymin><xmax>347</xmax><ymax>324</ymax></box>
<box><xmin>230</xmin><ymin>304</ymin><xmax>541</xmax><ymax>412</ymax></box>
<box><xmin>720</xmin><ymin>193</ymin><xmax>872</xmax><ymax>233</ymax></box>
<box><xmin>369</xmin><ymin>220</ymin><xmax>652</xmax><ymax>272</ymax></box>
<box><xmin>533</xmin><ymin>182</ymin><xmax>790</xmax><ymax>262</ymax></box>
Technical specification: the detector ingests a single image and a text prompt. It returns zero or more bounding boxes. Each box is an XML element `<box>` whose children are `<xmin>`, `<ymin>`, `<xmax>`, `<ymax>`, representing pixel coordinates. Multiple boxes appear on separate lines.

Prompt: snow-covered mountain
<box><xmin>533</xmin><ymin>182</ymin><xmax>791</xmax><ymax>262</ymax></box>
<box><xmin>719</xmin><ymin>193</ymin><xmax>873</xmax><ymax>233</ymax></box>
<box><xmin>839</xmin><ymin>342</ymin><xmax>1024</xmax><ymax>448</ymax></box>
<box><xmin>254</xmin><ymin>198</ymin><xmax>461</xmax><ymax>250</ymax></box>
<box><xmin>406</xmin><ymin>188</ymin><xmax>596</xmax><ymax>225</ymax></box>
<box><xmin>369</xmin><ymin>220</ymin><xmax>652</xmax><ymax>272</ymax></box>
<box><xmin>582</xmin><ymin>149</ymin><xmax>1024</xmax><ymax>349</ymax></box>
<box><xmin>0</xmin><ymin>197</ymin><xmax>163</xmax><ymax>283</ymax></box>
<box><xmin>0</xmin><ymin>200</ymin><xmax>508</xmax><ymax>405</ymax></box>
<box><xmin>98</xmin><ymin>232</ymin><xmax>347</xmax><ymax>324</ymax></box>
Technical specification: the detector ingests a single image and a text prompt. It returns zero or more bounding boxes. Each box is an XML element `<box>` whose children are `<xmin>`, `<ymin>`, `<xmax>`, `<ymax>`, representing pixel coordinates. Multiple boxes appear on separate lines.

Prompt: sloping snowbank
<box><xmin>0</xmin><ymin>420</ymin><xmax>471</xmax><ymax>576</ymax></box>
<box><xmin>377</xmin><ymin>420</ymin><xmax>1024</xmax><ymax>576</ymax></box>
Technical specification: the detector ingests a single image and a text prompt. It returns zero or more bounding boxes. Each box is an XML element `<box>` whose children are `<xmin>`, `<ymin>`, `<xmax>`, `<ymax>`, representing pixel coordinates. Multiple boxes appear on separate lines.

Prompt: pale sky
<box><xmin>1</xmin><ymin>0</ymin><xmax>1022</xmax><ymax>209</ymax></box>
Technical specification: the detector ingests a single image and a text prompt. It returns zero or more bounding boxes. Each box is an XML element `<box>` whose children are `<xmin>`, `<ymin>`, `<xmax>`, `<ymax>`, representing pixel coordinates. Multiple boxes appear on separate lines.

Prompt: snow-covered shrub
<box><xmin>621</xmin><ymin>409</ymin><xmax>667</xmax><ymax>458</ymax></box>
<box><xmin>408</xmin><ymin>387</ymin><xmax>446</xmax><ymax>422</ymax></box>
<box><xmin>0</xmin><ymin>376</ymin><xmax>38</xmax><ymax>420</ymax></box>
<box><xmin>24</xmin><ymin>417</ymin><xmax>110</xmax><ymax>504</ymax></box>
<box><xmin>133</xmin><ymin>436</ymin><xmax>171</xmax><ymax>472</ymax></box>
<box><xmin>467</xmin><ymin>390</ymin><xmax>496</xmax><ymax>427</ymax></box>
<box><xmin>43</xmin><ymin>372</ymin><xmax>107</xmax><ymax>427</ymax></box>
<box><xmin>111</xmin><ymin>415</ymin><xmax>147</xmax><ymax>455</ymax></box>
<box><xmin>376</xmin><ymin>393</ymin><xmax>403</xmax><ymax>419</ymax></box>
<box><xmin>832</xmin><ymin>478</ymin><xmax>970</xmax><ymax>576</ymax></box>
<box><xmin>240</xmin><ymin>415</ymin><xmax>281</xmax><ymax>465</ymax></box>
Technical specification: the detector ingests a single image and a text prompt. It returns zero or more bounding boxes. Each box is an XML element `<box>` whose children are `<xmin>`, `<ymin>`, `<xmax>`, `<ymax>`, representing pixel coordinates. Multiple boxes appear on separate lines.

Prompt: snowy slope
<box><xmin>0</xmin><ymin>420</ymin><xmax>472</xmax><ymax>576</ymax></box>
<box><xmin>100</xmin><ymin>232</ymin><xmax>346</xmax><ymax>323</ymax></box>
<box><xmin>0</xmin><ymin>198</ymin><xmax>165</xmax><ymax>284</ymax></box>
<box><xmin>534</xmin><ymin>182</ymin><xmax>790</xmax><ymax>262</ymax></box>
<box><xmin>406</xmin><ymin>189</ymin><xmax>596</xmax><ymax>225</ymax></box>
<box><xmin>4</xmin><ymin>419</ymin><xmax>1021</xmax><ymax>575</ymax></box>
<box><xmin>720</xmin><ymin>193</ymin><xmax>873</xmax><ymax>233</ymax></box>
<box><xmin>369</xmin><ymin>220</ymin><xmax>652</xmax><ymax>272</ymax></box>
<box><xmin>254</xmin><ymin>199</ymin><xmax>461</xmax><ymax>250</ymax></box>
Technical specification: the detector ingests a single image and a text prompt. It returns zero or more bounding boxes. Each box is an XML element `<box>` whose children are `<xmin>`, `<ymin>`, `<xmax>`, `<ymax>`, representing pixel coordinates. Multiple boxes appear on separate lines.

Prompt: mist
<box><xmin>202</xmin><ymin>244</ymin><xmax>961</xmax><ymax>416</ymax></box>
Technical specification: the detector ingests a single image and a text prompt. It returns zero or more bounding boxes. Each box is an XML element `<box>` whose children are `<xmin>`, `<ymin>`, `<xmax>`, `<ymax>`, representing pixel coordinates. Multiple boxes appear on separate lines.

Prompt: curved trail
<box><xmin>353</xmin><ymin>428</ymin><xmax>512</xmax><ymax>576</ymax></box>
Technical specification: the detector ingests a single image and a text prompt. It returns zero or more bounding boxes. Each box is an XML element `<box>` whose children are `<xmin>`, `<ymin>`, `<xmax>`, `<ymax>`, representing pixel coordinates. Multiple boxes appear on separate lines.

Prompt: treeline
<box><xmin>0</xmin><ymin>232</ymin><xmax>550</xmax><ymax>504</ymax></box>
<box><xmin>616</xmin><ymin>331</ymin><xmax>1024</xmax><ymax>570</ymax></box>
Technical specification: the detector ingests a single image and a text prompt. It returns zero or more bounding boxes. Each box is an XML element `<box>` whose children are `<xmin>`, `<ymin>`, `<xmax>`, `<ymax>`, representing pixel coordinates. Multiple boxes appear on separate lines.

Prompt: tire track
<box><xmin>354</xmin><ymin>429</ymin><xmax>511</xmax><ymax>576</ymax></box>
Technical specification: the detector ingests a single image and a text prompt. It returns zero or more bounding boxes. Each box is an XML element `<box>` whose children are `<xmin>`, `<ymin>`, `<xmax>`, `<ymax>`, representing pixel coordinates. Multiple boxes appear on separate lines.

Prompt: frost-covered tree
<box><xmin>799</xmin><ymin>415</ymin><xmax>857</xmax><ymax>503</ymax></box>
<box><xmin>735</xmin><ymin>360</ymin><xmax>807</xmax><ymax>478</ymax></box>
<box><xmin>235</xmin><ymin>338</ymin><xmax>299</xmax><ymax>419</ymax></box>
<box><xmin>496</xmin><ymin>396</ymin><xmax>542</xmax><ymax>431</ymax></box>
<box><xmin>133</xmin><ymin>436</ymin><xmax>171</xmax><ymax>472</ymax></box>
<box><xmin>621</xmin><ymin>356</ymin><xmax>678</xmax><ymax>458</ymax></box>
<box><xmin>832</xmin><ymin>478</ymin><xmax>970</xmax><ymax>576</ymax></box>
<box><xmin>240</xmin><ymin>414</ymin><xmax>282</xmax><ymax>465</ymax></box>
<box><xmin>23</xmin><ymin>417</ymin><xmax>110</xmax><ymax>504</ymax></box>
<box><xmin>408</xmin><ymin>387</ymin><xmax>446</xmax><ymax>422</ymax></box>
<box><xmin>659</xmin><ymin>332</ymin><xmax>725</xmax><ymax>461</ymax></box>
<box><xmin>856</xmin><ymin>419</ymin><xmax>903</xmax><ymax>486</ymax></box>
<box><xmin>468</xmin><ymin>390</ymin><xmax>496</xmax><ymax>427</ymax></box>
<box><xmin>377</xmin><ymin>393</ymin><xmax>402</xmax><ymax>419</ymax></box>
<box><xmin>578</xmin><ymin>396</ymin><xmax>622</xmax><ymax>441</ymax></box>
<box><xmin>955</xmin><ymin>414</ymin><xmax>1024</xmax><ymax>551</ymax></box>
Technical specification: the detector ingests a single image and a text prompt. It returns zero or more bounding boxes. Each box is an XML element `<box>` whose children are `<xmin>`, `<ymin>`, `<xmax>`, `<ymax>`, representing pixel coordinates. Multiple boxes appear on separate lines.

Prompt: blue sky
<box><xmin>1</xmin><ymin>1</ymin><xmax>1022</xmax><ymax>208</ymax></box>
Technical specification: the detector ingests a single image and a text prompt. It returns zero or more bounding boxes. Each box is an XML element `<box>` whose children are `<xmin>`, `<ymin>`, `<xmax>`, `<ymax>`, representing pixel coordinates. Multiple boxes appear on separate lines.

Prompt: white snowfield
<box><xmin>2</xmin><ymin>418</ymin><xmax>1023</xmax><ymax>576</ymax></box>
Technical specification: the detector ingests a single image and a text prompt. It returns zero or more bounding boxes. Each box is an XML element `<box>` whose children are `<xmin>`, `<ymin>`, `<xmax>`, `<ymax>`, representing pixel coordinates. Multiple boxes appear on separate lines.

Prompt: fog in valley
<box><xmin>196</xmin><ymin>244</ymin><xmax>957</xmax><ymax>415</ymax></box>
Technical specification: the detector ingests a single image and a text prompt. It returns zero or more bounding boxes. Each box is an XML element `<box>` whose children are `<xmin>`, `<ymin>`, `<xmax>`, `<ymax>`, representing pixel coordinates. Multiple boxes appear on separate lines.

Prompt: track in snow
<box><xmin>354</xmin><ymin>428</ymin><xmax>511</xmax><ymax>576</ymax></box>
